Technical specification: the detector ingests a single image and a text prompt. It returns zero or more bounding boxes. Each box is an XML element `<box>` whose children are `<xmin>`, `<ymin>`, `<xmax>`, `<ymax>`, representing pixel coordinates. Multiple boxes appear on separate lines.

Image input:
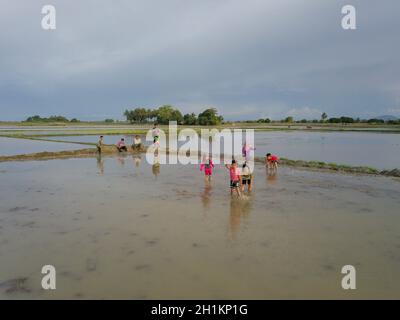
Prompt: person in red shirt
<box><xmin>265</xmin><ymin>153</ymin><xmax>279</xmax><ymax>171</ymax></box>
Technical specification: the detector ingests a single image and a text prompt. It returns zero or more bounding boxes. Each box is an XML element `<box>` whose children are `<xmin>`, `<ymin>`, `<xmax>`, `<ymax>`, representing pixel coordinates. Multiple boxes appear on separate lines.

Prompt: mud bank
<box><xmin>0</xmin><ymin>145</ymin><xmax>143</xmax><ymax>162</ymax></box>
<box><xmin>254</xmin><ymin>157</ymin><xmax>400</xmax><ymax>178</ymax></box>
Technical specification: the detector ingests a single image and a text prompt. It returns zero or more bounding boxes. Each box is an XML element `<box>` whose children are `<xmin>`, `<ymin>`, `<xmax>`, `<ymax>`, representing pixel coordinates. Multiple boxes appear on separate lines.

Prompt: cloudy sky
<box><xmin>0</xmin><ymin>0</ymin><xmax>399</xmax><ymax>121</ymax></box>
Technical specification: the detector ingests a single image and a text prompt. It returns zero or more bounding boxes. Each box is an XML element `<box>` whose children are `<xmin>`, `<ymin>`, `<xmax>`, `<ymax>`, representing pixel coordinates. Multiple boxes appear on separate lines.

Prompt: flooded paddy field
<box><xmin>0</xmin><ymin>157</ymin><xmax>399</xmax><ymax>299</ymax></box>
<box><xmin>0</xmin><ymin>137</ymin><xmax>87</xmax><ymax>157</ymax></box>
<box><xmin>43</xmin><ymin>131</ymin><xmax>400</xmax><ymax>170</ymax></box>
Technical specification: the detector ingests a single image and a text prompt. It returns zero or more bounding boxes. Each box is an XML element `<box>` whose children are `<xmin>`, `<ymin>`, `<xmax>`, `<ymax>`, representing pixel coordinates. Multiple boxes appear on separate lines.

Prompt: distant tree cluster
<box><xmin>124</xmin><ymin>106</ymin><xmax>223</xmax><ymax>125</ymax></box>
<box><xmin>249</xmin><ymin>113</ymin><xmax>400</xmax><ymax>125</ymax></box>
<box><xmin>25</xmin><ymin>115</ymin><xmax>80</xmax><ymax>123</ymax></box>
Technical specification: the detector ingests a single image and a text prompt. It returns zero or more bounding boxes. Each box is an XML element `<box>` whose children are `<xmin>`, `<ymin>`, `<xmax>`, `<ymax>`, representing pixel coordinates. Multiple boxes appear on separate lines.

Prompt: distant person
<box><xmin>97</xmin><ymin>136</ymin><xmax>104</xmax><ymax>153</ymax></box>
<box><xmin>242</xmin><ymin>142</ymin><xmax>255</xmax><ymax>160</ymax></box>
<box><xmin>152</xmin><ymin>123</ymin><xmax>160</xmax><ymax>144</ymax></box>
<box><xmin>116</xmin><ymin>138</ymin><xmax>128</xmax><ymax>152</ymax></box>
<box><xmin>241</xmin><ymin>161</ymin><xmax>253</xmax><ymax>192</ymax></box>
<box><xmin>225</xmin><ymin>160</ymin><xmax>242</xmax><ymax>198</ymax></box>
<box><xmin>132</xmin><ymin>135</ymin><xmax>143</xmax><ymax>150</ymax></box>
<box><xmin>200</xmin><ymin>157</ymin><xmax>215</xmax><ymax>182</ymax></box>
<box><xmin>265</xmin><ymin>153</ymin><xmax>279</xmax><ymax>171</ymax></box>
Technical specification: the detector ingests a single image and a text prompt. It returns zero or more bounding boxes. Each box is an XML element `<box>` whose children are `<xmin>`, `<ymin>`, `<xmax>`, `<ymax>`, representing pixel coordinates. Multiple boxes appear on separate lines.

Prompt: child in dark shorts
<box><xmin>241</xmin><ymin>162</ymin><xmax>253</xmax><ymax>192</ymax></box>
<box><xmin>225</xmin><ymin>160</ymin><xmax>242</xmax><ymax>197</ymax></box>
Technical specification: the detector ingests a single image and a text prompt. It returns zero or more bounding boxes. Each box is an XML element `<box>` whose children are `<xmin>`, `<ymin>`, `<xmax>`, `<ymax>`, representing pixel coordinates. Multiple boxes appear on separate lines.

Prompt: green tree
<box><xmin>328</xmin><ymin>117</ymin><xmax>340</xmax><ymax>123</ymax></box>
<box><xmin>26</xmin><ymin>115</ymin><xmax>42</xmax><ymax>122</ymax></box>
<box><xmin>124</xmin><ymin>108</ymin><xmax>151</xmax><ymax>123</ymax></box>
<box><xmin>183</xmin><ymin>113</ymin><xmax>197</xmax><ymax>125</ymax></box>
<box><xmin>155</xmin><ymin>105</ymin><xmax>183</xmax><ymax>124</ymax></box>
<box><xmin>198</xmin><ymin>108</ymin><xmax>223</xmax><ymax>125</ymax></box>
<box><xmin>48</xmin><ymin>115</ymin><xmax>69</xmax><ymax>122</ymax></box>
<box><xmin>367</xmin><ymin>118</ymin><xmax>384</xmax><ymax>124</ymax></box>
<box><xmin>321</xmin><ymin>112</ymin><xmax>328</xmax><ymax>122</ymax></box>
<box><xmin>340</xmin><ymin>116</ymin><xmax>354</xmax><ymax>123</ymax></box>
<box><xmin>284</xmin><ymin>116</ymin><xmax>294</xmax><ymax>123</ymax></box>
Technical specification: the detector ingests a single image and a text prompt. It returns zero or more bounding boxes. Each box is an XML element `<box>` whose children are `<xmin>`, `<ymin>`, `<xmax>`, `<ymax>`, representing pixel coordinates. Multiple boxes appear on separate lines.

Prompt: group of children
<box><xmin>200</xmin><ymin>146</ymin><xmax>279</xmax><ymax>198</ymax></box>
<box><xmin>98</xmin><ymin>133</ymin><xmax>279</xmax><ymax>198</ymax></box>
<box><xmin>97</xmin><ymin>135</ymin><xmax>144</xmax><ymax>153</ymax></box>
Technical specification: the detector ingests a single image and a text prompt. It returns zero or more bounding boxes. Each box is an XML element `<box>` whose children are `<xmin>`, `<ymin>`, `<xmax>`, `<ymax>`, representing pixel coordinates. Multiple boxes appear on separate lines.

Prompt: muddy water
<box><xmin>0</xmin><ymin>157</ymin><xmax>399</xmax><ymax>299</ymax></box>
<box><xmin>0</xmin><ymin>137</ymin><xmax>85</xmax><ymax>157</ymax></box>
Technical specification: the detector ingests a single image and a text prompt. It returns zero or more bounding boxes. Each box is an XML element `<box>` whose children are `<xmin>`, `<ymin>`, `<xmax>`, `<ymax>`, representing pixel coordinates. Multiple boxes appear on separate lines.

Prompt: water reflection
<box><xmin>266</xmin><ymin>168</ymin><xmax>278</xmax><ymax>184</ymax></box>
<box><xmin>152</xmin><ymin>155</ymin><xmax>161</xmax><ymax>178</ymax></box>
<box><xmin>229</xmin><ymin>197</ymin><xmax>253</xmax><ymax>240</ymax></box>
<box><xmin>133</xmin><ymin>155</ymin><xmax>142</xmax><ymax>168</ymax></box>
<box><xmin>96</xmin><ymin>155</ymin><xmax>104</xmax><ymax>174</ymax></box>
<box><xmin>200</xmin><ymin>183</ymin><xmax>213</xmax><ymax>211</ymax></box>
<box><xmin>116</xmin><ymin>154</ymin><xmax>127</xmax><ymax>167</ymax></box>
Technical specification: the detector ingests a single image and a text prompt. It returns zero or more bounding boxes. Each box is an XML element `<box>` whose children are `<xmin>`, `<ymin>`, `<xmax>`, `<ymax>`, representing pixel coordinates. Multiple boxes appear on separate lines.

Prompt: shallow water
<box><xmin>254</xmin><ymin>131</ymin><xmax>400</xmax><ymax>170</ymax></box>
<box><xmin>48</xmin><ymin>131</ymin><xmax>400</xmax><ymax>170</ymax></box>
<box><xmin>0</xmin><ymin>157</ymin><xmax>399</xmax><ymax>299</ymax></box>
<box><xmin>0</xmin><ymin>137</ymin><xmax>86</xmax><ymax>157</ymax></box>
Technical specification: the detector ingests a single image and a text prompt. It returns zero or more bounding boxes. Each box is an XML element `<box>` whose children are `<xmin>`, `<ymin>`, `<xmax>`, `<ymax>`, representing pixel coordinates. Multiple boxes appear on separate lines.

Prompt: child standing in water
<box><xmin>225</xmin><ymin>160</ymin><xmax>242</xmax><ymax>197</ymax></box>
<box><xmin>200</xmin><ymin>157</ymin><xmax>215</xmax><ymax>182</ymax></box>
<box><xmin>265</xmin><ymin>153</ymin><xmax>279</xmax><ymax>171</ymax></box>
<box><xmin>241</xmin><ymin>161</ymin><xmax>253</xmax><ymax>192</ymax></box>
<box><xmin>152</xmin><ymin>123</ymin><xmax>160</xmax><ymax>144</ymax></box>
<box><xmin>97</xmin><ymin>136</ymin><xmax>104</xmax><ymax>153</ymax></box>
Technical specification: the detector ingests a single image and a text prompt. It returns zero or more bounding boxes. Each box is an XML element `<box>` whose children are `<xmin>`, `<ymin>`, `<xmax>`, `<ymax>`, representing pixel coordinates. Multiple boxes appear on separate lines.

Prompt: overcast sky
<box><xmin>0</xmin><ymin>0</ymin><xmax>399</xmax><ymax>121</ymax></box>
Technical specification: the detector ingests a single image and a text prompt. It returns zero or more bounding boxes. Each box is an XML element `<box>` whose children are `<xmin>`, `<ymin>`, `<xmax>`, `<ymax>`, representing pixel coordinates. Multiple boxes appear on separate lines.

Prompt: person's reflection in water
<box><xmin>152</xmin><ymin>155</ymin><xmax>160</xmax><ymax>178</ymax></box>
<box><xmin>266</xmin><ymin>167</ymin><xmax>278</xmax><ymax>184</ymax></box>
<box><xmin>96</xmin><ymin>154</ymin><xmax>104</xmax><ymax>175</ymax></box>
<box><xmin>133</xmin><ymin>155</ymin><xmax>142</xmax><ymax>168</ymax></box>
<box><xmin>229</xmin><ymin>197</ymin><xmax>252</xmax><ymax>240</ymax></box>
<box><xmin>200</xmin><ymin>183</ymin><xmax>212</xmax><ymax>212</ymax></box>
<box><xmin>117</xmin><ymin>154</ymin><xmax>126</xmax><ymax>167</ymax></box>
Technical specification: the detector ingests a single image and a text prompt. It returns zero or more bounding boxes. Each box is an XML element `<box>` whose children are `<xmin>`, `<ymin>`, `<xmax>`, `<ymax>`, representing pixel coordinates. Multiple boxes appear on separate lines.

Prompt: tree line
<box><xmin>124</xmin><ymin>105</ymin><xmax>224</xmax><ymax>125</ymax></box>
<box><xmin>251</xmin><ymin>113</ymin><xmax>400</xmax><ymax>125</ymax></box>
<box><xmin>25</xmin><ymin>115</ymin><xmax>80</xmax><ymax>123</ymax></box>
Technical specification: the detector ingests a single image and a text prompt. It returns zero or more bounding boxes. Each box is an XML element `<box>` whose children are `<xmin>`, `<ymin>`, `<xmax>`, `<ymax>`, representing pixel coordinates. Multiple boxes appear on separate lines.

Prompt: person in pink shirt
<box><xmin>116</xmin><ymin>138</ymin><xmax>128</xmax><ymax>152</ymax></box>
<box><xmin>200</xmin><ymin>157</ymin><xmax>215</xmax><ymax>182</ymax></box>
<box><xmin>242</xmin><ymin>142</ymin><xmax>255</xmax><ymax>160</ymax></box>
<box><xmin>225</xmin><ymin>160</ymin><xmax>242</xmax><ymax>197</ymax></box>
<box><xmin>265</xmin><ymin>153</ymin><xmax>279</xmax><ymax>171</ymax></box>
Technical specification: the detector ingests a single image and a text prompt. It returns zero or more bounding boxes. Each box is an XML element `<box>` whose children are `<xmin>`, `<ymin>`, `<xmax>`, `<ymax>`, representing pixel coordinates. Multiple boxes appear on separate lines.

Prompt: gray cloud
<box><xmin>0</xmin><ymin>0</ymin><xmax>399</xmax><ymax>120</ymax></box>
